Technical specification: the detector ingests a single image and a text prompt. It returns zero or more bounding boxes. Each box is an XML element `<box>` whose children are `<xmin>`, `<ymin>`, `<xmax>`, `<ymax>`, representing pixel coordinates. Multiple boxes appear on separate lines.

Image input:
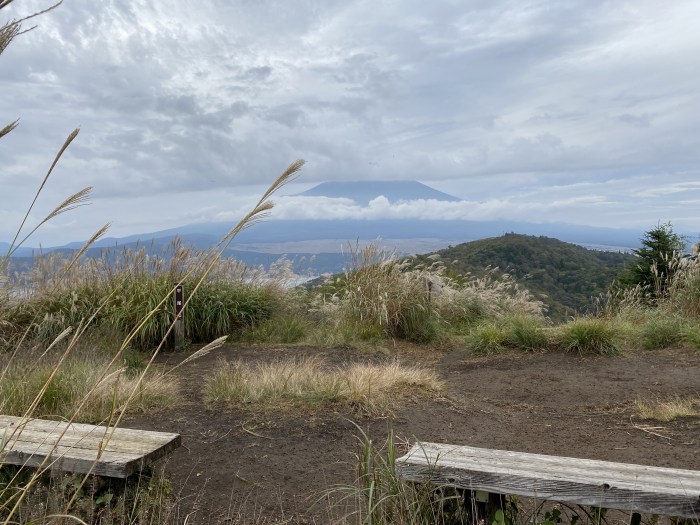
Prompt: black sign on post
<box><xmin>175</xmin><ymin>285</ymin><xmax>184</xmax><ymax>319</ymax></box>
<box><xmin>173</xmin><ymin>284</ymin><xmax>185</xmax><ymax>350</ymax></box>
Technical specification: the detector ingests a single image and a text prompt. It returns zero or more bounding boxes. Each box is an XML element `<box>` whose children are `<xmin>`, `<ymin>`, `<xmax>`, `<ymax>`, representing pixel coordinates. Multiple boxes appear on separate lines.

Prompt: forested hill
<box><xmin>416</xmin><ymin>233</ymin><xmax>637</xmax><ymax>320</ymax></box>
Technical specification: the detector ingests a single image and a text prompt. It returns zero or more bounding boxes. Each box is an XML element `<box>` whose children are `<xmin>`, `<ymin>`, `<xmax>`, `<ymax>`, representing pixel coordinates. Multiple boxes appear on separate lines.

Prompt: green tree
<box><xmin>620</xmin><ymin>222</ymin><xmax>685</xmax><ymax>297</ymax></box>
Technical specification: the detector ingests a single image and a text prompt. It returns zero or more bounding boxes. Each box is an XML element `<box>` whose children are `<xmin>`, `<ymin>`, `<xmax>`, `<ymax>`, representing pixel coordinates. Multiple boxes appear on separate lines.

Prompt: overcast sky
<box><xmin>2</xmin><ymin>0</ymin><xmax>699</xmax><ymax>245</ymax></box>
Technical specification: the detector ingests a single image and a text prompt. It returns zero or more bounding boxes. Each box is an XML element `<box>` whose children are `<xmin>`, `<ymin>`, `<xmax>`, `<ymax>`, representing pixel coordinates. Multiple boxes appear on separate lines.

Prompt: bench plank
<box><xmin>396</xmin><ymin>442</ymin><xmax>700</xmax><ymax>518</ymax></box>
<box><xmin>1</xmin><ymin>415</ymin><xmax>181</xmax><ymax>478</ymax></box>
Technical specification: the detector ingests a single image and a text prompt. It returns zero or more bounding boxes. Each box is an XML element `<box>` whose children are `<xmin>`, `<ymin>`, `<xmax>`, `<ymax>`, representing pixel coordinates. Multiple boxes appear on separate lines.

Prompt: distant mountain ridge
<box><xmin>1</xmin><ymin>179</ymin><xmax>658</xmax><ymax>260</ymax></box>
<box><xmin>3</xmin><ymin>219</ymin><xmax>646</xmax><ymax>266</ymax></box>
<box><xmin>296</xmin><ymin>180</ymin><xmax>461</xmax><ymax>204</ymax></box>
<box><xmin>415</xmin><ymin>234</ymin><xmax>637</xmax><ymax>320</ymax></box>
<box><xmin>30</xmin><ymin>220</ymin><xmax>645</xmax><ymax>252</ymax></box>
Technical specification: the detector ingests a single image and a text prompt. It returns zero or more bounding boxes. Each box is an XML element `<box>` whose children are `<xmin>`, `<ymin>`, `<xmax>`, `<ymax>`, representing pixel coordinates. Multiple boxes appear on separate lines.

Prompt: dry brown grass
<box><xmin>204</xmin><ymin>356</ymin><xmax>443</xmax><ymax>414</ymax></box>
<box><xmin>313</xmin><ymin>243</ymin><xmax>545</xmax><ymax>346</ymax></box>
<box><xmin>635</xmin><ymin>395</ymin><xmax>700</xmax><ymax>421</ymax></box>
<box><xmin>438</xmin><ymin>268</ymin><xmax>546</xmax><ymax>322</ymax></box>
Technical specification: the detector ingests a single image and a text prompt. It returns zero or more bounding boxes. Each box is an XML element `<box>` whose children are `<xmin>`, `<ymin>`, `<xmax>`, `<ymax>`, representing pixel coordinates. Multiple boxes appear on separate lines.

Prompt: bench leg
<box><xmin>462</xmin><ymin>490</ymin><xmax>506</xmax><ymax>524</ymax></box>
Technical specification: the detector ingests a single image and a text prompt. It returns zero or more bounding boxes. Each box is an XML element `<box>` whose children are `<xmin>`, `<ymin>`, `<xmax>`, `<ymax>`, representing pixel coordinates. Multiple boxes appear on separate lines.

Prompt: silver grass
<box><xmin>62</xmin><ymin>222</ymin><xmax>111</xmax><ymax>275</ymax></box>
<box><xmin>0</xmin><ymin>119</ymin><xmax>18</xmax><ymax>138</ymax></box>
<box><xmin>5</xmin><ymin>128</ymin><xmax>80</xmax><ymax>259</ymax></box>
<box><xmin>8</xmin><ymin>186</ymin><xmax>92</xmax><ymax>259</ymax></box>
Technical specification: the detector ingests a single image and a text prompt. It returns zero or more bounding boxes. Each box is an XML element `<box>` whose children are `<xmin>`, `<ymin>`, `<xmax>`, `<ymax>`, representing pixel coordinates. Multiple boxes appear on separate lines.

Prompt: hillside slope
<box><xmin>417</xmin><ymin>233</ymin><xmax>636</xmax><ymax>319</ymax></box>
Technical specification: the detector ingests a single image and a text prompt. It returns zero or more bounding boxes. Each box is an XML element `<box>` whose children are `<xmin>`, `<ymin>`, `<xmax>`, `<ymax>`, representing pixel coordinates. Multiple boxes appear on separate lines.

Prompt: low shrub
<box><xmin>467</xmin><ymin>323</ymin><xmax>508</xmax><ymax>355</ymax></box>
<box><xmin>641</xmin><ymin>314</ymin><xmax>686</xmax><ymax>349</ymax></box>
<box><xmin>3</xmin><ymin>247</ymin><xmax>286</xmax><ymax>350</ymax></box>
<box><xmin>683</xmin><ymin>325</ymin><xmax>700</xmax><ymax>351</ymax></box>
<box><xmin>467</xmin><ymin>315</ymin><xmax>549</xmax><ymax>355</ymax></box>
<box><xmin>558</xmin><ymin>317</ymin><xmax>621</xmax><ymax>355</ymax></box>
<box><xmin>392</xmin><ymin>304</ymin><xmax>441</xmax><ymax>344</ymax></box>
<box><xmin>185</xmin><ymin>279</ymin><xmax>278</xmax><ymax>343</ymax></box>
<box><xmin>504</xmin><ymin>315</ymin><xmax>549</xmax><ymax>351</ymax></box>
<box><xmin>241</xmin><ymin>313</ymin><xmax>309</xmax><ymax>344</ymax></box>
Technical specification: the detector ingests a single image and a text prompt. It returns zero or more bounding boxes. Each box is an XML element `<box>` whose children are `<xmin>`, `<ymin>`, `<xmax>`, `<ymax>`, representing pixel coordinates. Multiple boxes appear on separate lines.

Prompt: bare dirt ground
<box><xmin>126</xmin><ymin>345</ymin><xmax>700</xmax><ymax>524</ymax></box>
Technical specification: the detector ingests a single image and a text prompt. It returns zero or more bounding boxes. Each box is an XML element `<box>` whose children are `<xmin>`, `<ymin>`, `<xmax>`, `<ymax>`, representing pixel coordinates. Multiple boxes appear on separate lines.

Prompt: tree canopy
<box><xmin>619</xmin><ymin>222</ymin><xmax>686</xmax><ymax>297</ymax></box>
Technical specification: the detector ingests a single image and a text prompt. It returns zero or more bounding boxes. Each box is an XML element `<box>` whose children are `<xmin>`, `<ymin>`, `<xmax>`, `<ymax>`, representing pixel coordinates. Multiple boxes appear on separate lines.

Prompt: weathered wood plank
<box><xmin>1</xmin><ymin>415</ymin><xmax>181</xmax><ymax>478</ymax></box>
<box><xmin>0</xmin><ymin>415</ymin><xmax>176</xmax><ymax>445</ymax></box>
<box><xmin>3</xmin><ymin>428</ymin><xmax>169</xmax><ymax>455</ymax></box>
<box><xmin>395</xmin><ymin>442</ymin><xmax>700</xmax><ymax>518</ymax></box>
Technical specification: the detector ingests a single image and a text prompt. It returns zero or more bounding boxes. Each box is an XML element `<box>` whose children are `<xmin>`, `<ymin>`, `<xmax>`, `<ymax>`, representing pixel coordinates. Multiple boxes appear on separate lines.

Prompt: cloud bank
<box><xmin>1</xmin><ymin>1</ymin><xmax>698</xmax><ymax>244</ymax></box>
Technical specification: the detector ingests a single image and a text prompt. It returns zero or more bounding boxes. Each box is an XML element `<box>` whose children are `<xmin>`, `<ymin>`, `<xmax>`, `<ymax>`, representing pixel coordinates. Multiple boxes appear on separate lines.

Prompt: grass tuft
<box><xmin>204</xmin><ymin>357</ymin><xmax>443</xmax><ymax>414</ymax></box>
<box><xmin>326</xmin><ymin>427</ymin><xmax>468</xmax><ymax>525</ymax></box>
<box><xmin>641</xmin><ymin>315</ymin><xmax>686</xmax><ymax>349</ymax></box>
<box><xmin>504</xmin><ymin>315</ymin><xmax>549</xmax><ymax>351</ymax></box>
<box><xmin>466</xmin><ymin>322</ymin><xmax>508</xmax><ymax>355</ymax></box>
<box><xmin>240</xmin><ymin>314</ymin><xmax>309</xmax><ymax>344</ymax></box>
<box><xmin>0</xmin><ymin>355</ymin><xmax>178</xmax><ymax>423</ymax></box>
<box><xmin>558</xmin><ymin>317</ymin><xmax>621</xmax><ymax>355</ymax></box>
<box><xmin>635</xmin><ymin>396</ymin><xmax>700</xmax><ymax>421</ymax></box>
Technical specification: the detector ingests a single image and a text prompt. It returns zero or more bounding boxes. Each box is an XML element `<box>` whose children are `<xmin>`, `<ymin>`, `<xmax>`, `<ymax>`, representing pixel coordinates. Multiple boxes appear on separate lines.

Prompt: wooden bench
<box><xmin>1</xmin><ymin>415</ymin><xmax>181</xmax><ymax>478</ymax></box>
<box><xmin>396</xmin><ymin>442</ymin><xmax>700</xmax><ymax>519</ymax></box>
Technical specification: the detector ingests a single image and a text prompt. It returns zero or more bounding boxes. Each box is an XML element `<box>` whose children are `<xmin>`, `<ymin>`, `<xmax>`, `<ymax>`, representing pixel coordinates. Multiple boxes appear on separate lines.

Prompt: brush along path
<box><xmin>124</xmin><ymin>345</ymin><xmax>700</xmax><ymax>524</ymax></box>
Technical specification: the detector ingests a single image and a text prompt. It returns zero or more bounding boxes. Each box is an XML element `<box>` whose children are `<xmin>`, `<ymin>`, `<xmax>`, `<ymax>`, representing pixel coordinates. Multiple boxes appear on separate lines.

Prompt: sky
<box><xmin>1</xmin><ymin>0</ymin><xmax>699</xmax><ymax>246</ymax></box>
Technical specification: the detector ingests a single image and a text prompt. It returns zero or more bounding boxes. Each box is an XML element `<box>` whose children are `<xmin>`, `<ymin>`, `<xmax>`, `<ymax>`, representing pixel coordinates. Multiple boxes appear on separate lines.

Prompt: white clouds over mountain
<box><xmin>1</xmin><ymin>1</ymin><xmax>699</xmax><ymax>244</ymax></box>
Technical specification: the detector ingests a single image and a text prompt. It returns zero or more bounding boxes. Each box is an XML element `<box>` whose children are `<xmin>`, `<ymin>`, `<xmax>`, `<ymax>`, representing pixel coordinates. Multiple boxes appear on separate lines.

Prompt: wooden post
<box><xmin>173</xmin><ymin>283</ymin><xmax>184</xmax><ymax>351</ymax></box>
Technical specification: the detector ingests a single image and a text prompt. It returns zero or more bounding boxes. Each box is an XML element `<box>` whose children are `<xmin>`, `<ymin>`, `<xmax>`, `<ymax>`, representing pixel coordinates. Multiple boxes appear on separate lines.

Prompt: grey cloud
<box><xmin>618</xmin><ymin>114</ymin><xmax>653</xmax><ymax>128</ymax></box>
<box><xmin>2</xmin><ymin>0</ymin><xmax>699</xmax><ymax>244</ymax></box>
<box><xmin>242</xmin><ymin>66</ymin><xmax>273</xmax><ymax>81</ymax></box>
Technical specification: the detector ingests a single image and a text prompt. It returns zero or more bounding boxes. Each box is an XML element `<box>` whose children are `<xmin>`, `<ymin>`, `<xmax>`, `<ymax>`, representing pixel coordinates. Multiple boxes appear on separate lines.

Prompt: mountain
<box><xmin>66</xmin><ymin>219</ymin><xmax>641</xmax><ymax>251</ymax></box>
<box><xmin>414</xmin><ymin>233</ymin><xmax>637</xmax><ymax>320</ymax></box>
<box><xmin>0</xmin><ymin>242</ymin><xmax>35</xmax><ymax>257</ymax></box>
<box><xmin>3</xmin><ymin>219</ymin><xmax>645</xmax><ymax>280</ymax></box>
<box><xmin>296</xmin><ymin>180</ymin><xmax>461</xmax><ymax>204</ymax></box>
<box><xmin>3</xmin><ymin>178</ymin><xmax>656</xmax><ymax>273</ymax></box>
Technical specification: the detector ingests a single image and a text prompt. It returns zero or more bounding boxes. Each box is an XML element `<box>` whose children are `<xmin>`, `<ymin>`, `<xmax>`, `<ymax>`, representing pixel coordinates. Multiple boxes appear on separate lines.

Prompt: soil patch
<box><xmin>126</xmin><ymin>345</ymin><xmax>700</xmax><ymax>523</ymax></box>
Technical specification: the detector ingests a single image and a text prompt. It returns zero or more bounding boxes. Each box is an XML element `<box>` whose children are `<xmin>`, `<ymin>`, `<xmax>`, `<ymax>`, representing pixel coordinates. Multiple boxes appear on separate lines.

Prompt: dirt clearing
<box><xmin>126</xmin><ymin>345</ymin><xmax>700</xmax><ymax>523</ymax></box>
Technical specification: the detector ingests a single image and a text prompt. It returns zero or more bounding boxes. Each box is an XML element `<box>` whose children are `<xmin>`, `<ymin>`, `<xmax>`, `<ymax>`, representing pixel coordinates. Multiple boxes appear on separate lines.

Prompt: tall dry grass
<box><xmin>1</xmin><ymin>155</ymin><xmax>304</xmax><ymax>521</ymax></box>
<box><xmin>602</xmin><ymin>252</ymin><xmax>700</xmax><ymax>351</ymax></box>
<box><xmin>2</xmin><ymin>239</ymin><xmax>295</xmax><ymax>349</ymax></box>
<box><xmin>0</xmin><ymin>2</ymin><xmax>307</xmax><ymax>522</ymax></box>
<box><xmin>312</xmin><ymin>244</ymin><xmax>545</xmax><ymax>345</ymax></box>
<box><xmin>0</xmin><ymin>351</ymin><xmax>177</xmax><ymax>422</ymax></box>
<box><xmin>326</xmin><ymin>427</ymin><xmax>468</xmax><ymax>525</ymax></box>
